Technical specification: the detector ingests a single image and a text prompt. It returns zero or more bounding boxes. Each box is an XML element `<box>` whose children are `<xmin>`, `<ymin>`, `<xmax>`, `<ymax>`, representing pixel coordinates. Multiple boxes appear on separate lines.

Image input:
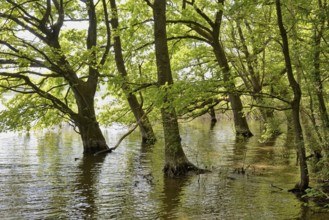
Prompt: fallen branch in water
<box><xmin>94</xmin><ymin>105</ymin><xmax>154</xmax><ymax>155</ymax></box>
<box><xmin>271</xmin><ymin>184</ymin><xmax>284</xmax><ymax>191</ymax></box>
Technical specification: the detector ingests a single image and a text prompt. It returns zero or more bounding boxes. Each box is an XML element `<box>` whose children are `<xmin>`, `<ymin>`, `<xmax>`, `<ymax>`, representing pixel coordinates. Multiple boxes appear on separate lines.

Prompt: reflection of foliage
<box><xmin>259</xmin><ymin>116</ymin><xmax>283</xmax><ymax>143</ymax></box>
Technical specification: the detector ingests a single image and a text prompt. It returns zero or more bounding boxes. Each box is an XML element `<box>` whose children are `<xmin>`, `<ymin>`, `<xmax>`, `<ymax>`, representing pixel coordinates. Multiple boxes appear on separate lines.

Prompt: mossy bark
<box><xmin>153</xmin><ymin>0</ymin><xmax>201</xmax><ymax>176</ymax></box>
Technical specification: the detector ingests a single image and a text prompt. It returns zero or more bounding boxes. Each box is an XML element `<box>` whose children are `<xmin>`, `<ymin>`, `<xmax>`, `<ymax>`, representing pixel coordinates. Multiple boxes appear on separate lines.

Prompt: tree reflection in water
<box><xmin>73</xmin><ymin>155</ymin><xmax>106</xmax><ymax>219</ymax></box>
<box><xmin>1</xmin><ymin>121</ymin><xmax>329</xmax><ymax>219</ymax></box>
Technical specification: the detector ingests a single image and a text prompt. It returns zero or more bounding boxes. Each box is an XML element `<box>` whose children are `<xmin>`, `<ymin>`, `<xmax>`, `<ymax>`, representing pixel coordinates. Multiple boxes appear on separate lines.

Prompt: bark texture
<box><xmin>153</xmin><ymin>0</ymin><xmax>199</xmax><ymax>177</ymax></box>
<box><xmin>73</xmin><ymin>81</ymin><xmax>109</xmax><ymax>154</ymax></box>
<box><xmin>276</xmin><ymin>0</ymin><xmax>309</xmax><ymax>191</ymax></box>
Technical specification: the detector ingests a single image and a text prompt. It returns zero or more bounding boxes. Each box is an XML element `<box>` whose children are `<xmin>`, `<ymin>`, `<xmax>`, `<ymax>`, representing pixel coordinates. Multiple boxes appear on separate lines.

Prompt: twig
<box><xmin>94</xmin><ymin>104</ymin><xmax>154</xmax><ymax>155</ymax></box>
<box><xmin>271</xmin><ymin>184</ymin><xmax>284</xmax><ymax>191</ymax></box>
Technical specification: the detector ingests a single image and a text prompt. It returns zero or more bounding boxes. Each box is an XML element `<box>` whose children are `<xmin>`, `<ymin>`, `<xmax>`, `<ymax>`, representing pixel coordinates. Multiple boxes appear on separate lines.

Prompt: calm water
<box><xmin>0</xmin><ymin>119</ymin><xmax>328</xmax><ymax>219</ymax></box>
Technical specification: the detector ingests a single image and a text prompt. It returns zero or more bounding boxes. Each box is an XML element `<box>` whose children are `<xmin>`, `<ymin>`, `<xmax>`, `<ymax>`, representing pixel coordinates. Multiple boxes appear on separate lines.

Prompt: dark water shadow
<box><xmin>232</xmin><ymin>135</ymin><xmax>250</xmax><ymax>159</ymax></box>
<box><xmin>160</xmin><ymin>175</ymin><xmax>191</xmax><ymax>219</ymax></box>
<box><xmin>140</xmin><ymin>141</ymin><xmax>155</xmax><ymax>153</ymax></box>
<box><xmin>73</xmin><ymin>154</ymin><xmax>107</xmax><ymax>219</ymax></box>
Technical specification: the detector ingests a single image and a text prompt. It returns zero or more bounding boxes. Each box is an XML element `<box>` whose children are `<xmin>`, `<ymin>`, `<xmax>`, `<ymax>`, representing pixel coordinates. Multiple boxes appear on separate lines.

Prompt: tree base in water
<box><xmin>288</xmin><ymin>183</ymin><xmax>309</xmax><ymax>194</ymax></box>
<box><xmin>142</xmin><ymin>136</ymin><xmax>157</xmax><ymax>145</ymax></box>
<box><xmin>237</xmin><ymin>131</ymin><xmax>254</xmax><ymax>138</ymax></box>
<box><xmin>84</xmin><ymin>145</ymin><xmax>110</xmax><ymax>155</ymax></box>
<box><xmin>163</xmin><ymin>162</ymin><xmax>208</xmax><ymax>177</ymax></box>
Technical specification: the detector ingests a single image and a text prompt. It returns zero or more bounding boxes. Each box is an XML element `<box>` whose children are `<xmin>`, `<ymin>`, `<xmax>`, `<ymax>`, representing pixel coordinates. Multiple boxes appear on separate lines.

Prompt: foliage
<box><xmin>0</xmin><ymin>94</ymin><xmax>63</xmax><ymax>131</ymax></box>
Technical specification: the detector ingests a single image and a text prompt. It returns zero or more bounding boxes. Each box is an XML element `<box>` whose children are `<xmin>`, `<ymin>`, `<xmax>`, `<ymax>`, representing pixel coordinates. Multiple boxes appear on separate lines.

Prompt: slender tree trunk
<box><xmin>153</xmin><ymin>0</ymin><xmax>199</xmax><ymax>176</ymax></box>
<box><xmin>213</xmin><ymin>42</ymin><xmax>253</xmax><ymax>137</ymax></box>
<box><xmin>312</xmin><ymin>10</ymin><xmax>329</xmax><ymax>130</ymax></box>
<box><xmin>127</xmin><ymin>94</ymin><xmax>156</xmax><ymax>143</ymax></box>
<box><xmin>109</xmin><ymin>0</ymin><xmax>156</xmax><ymax>143</ymax></box>
<box><xmin>276</xmin><ymin>0</ymin><xmax>309</xmax><ymax>190</ymax></box>
<box><xmin>181</xmin><ymin>0</ymin><xmax>252</xmax><ymax>137</ymax></box>
<box><xmin>209</xmin><ymin>106</ymin><xmax>217</xmax><ymax>124</ymax></box>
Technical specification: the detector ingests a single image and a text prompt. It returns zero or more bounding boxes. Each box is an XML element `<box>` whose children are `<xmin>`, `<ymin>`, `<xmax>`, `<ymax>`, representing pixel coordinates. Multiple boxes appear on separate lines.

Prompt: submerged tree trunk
<box><xmin>152</xmin><ymin>0</ymin><xmax>200</xmax><ymax>176</ymax></box>
<box><xmin>109</xmin><ymin>0</ymin><xmax>156</xmax><ymax>143</ymax></box>
<box><xmin>235</xmin><ymin>22</ymin><xmax>281</xmax><ymax>140</ymax></box>
<box><xmin>179</xmin><ymin>0</ymin><xmax>252</xmax><ymax>137</ymax></box>
<box><xmin>73</xmin><ymin>83</ymin><xmax>109</xmax><ymax>154</ymax></box>
<box><xmin>209</xmin><ymin>106</ymin><xmax>217</xmax><ymax>124</ymax></box>
<box><xmin>77</xmin><ymin>119</ymin><xmax>108</xmax><ymax>154</ymax></box>
<box><xmin>229</xmin><ymin>93</ymin><xmax>253</xmax><ymax>137</ymax></box>
<box><xmin>212</xmin><ymin>42</ymin><xmax>253</xmax><ymax>137</ymax></box>
<box><xmin>276</xmin><ymin>0</ymin><xmax>309</xmax><ymax>191</ymax></box>
<box><xmin>127</xmin><ymin>94</ymin><xmax>156</xmax><ymax>143</ymax></box>
<box><xmin>72</xmin><ymin>0</ymin><xmax>109</xmax><ymax>154</ymax></box>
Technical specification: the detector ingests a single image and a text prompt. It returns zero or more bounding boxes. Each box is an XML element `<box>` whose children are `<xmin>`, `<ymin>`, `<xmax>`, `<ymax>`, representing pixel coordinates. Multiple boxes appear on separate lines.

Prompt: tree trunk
<box><xmin>153</xmin><ymin>0</ymin><xmax>200</xmax><ymax>176</ymax></box>
<box><xmin>127</xmin><ymin>94</ymin><xmax>156</xmax><ymax>143</ymax></box>
<box><xmin>161</xmin><ymin>109</ymin><xmax>197</xmax><ymax>176</ymax></box>
<box><xmin>180</xmin><ymin>0</ymin><xmax>252</xmax><ymax>137</ymax></box>
<box><xmin>209</xmin><ymin>106</ymin><xmax>217</xmax><ymax>124</ymax></box>
<box><xmin>212</xmin><ymin>42</ymin><xmax>253</xmax><ymax>137</ymax></box>
<box><xmin>73</xmin><ymin>83</ymin><xmax>109</xmax><ymax>154</ymax></box>
<box><xmin>229</xmin><ymin>93</ymin><xmax>253</xmax><ymax>137</ymax></box>
<box><xmin>78</xmin><ymin>119</ymin><xmax>108</xmax><ymax>154</ymax></box>
<box><xmin>276</xmin><ymin>0</ymin><xmax>309</xmax><ymax>191</ymax></box>
<box><xmin>109</xmin><ymin>0</ymin><xmax>156</xmax><ymax>143</ymax></box>
<box><xmin>312</xmin><ymin>15</ymin><xmax>329</xmax><ymax>130</ymax></box>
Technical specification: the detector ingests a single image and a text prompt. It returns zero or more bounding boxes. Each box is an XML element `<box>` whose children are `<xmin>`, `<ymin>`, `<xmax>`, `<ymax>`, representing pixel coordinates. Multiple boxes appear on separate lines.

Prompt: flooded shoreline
<box><xmin>0</xmin><ymin>120</ymin><xmax>328</xmax><ymax>219</ymax></box>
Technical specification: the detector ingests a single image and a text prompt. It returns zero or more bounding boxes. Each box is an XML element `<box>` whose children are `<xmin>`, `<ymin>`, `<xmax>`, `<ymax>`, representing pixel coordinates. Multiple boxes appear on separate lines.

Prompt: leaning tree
<box><xmin>275</xmin><ymin>0</ymin><xmax>309</xmax><ymax>190</ymax></box>
<box><xmin>167</xmin><ymin>0</ymin><xmax>253</xmax><ymax>137</ymax></box>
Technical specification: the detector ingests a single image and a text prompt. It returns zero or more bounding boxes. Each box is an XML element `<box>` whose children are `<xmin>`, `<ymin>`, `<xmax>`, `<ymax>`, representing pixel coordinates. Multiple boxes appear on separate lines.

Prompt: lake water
<box><xmin>0</xmin><ymin>119</ymin><xmax>328</xmax><ymax>219</ymax></box>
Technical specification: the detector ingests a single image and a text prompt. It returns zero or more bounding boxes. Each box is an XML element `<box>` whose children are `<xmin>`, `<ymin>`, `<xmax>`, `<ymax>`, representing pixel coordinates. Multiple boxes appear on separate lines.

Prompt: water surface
<box><xmin>0</xmin><ymin>120</ymin><xmax>328</xmax><ymax>219</ymax></box>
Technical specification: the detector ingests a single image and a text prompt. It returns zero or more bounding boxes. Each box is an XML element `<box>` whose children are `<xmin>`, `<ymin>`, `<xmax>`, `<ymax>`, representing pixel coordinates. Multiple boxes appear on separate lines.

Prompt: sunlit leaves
<box><xmin>0</xmin><ymin>94</ymin><xmax>63</xmax><ymax>132</ymax></box>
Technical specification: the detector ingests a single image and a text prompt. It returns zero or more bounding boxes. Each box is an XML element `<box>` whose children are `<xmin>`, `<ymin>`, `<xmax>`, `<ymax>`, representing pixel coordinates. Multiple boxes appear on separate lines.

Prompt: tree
<box><xmin>310</xmin><ymin>0</ymin><xmax>329</xmax><ymax>142</ymax></box>
<box><xmin>0</xmin><ymin>0</ymin><xmax>111</xmax><ymax>154</ymax></box>
<box><xmin>149</xmin><ymin>0</ymin><xmax>200</xmax><ymax>176</ymax></box>
<box><xmin>169</xmin><ymin>0</ymin><xmax>253</xmax><ymax>137</ymax></box>
<box><xmin>109</xmin><ymin>0</ymin><xmax>156</xmax><ymax>143</ymax></box>
<box><xmin>275</xmin><ymin>0</ymin><xmax>309</xmax><ymax>190</ymax></box>
<box><xmin>225</xmin><ymin>1</ymin><xmax>284</xmax><ymax>141</ymax></box>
